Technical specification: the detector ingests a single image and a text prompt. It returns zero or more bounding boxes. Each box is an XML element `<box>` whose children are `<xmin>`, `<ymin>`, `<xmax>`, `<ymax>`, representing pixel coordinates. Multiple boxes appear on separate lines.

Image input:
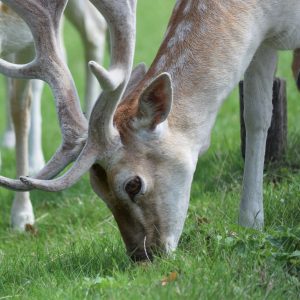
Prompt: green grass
<box><xmin>0</xmin><ymin>0</ymin><xmax>299</xmax><ymax>299</ymax></box>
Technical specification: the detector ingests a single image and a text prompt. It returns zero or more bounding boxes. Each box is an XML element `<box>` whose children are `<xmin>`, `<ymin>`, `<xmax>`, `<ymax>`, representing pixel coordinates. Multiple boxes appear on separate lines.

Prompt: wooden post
<box><xmin>239</xmin><ymin>78</ymin><xmax>287</xmax><ymax>163</ymax></box>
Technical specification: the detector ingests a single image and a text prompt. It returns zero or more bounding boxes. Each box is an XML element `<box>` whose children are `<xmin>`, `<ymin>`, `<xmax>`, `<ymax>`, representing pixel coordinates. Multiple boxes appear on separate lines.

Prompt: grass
<box><xmin>0</xmin><ymin>0</ymin><xmax>299</xmax><ymax>299</ymax></box>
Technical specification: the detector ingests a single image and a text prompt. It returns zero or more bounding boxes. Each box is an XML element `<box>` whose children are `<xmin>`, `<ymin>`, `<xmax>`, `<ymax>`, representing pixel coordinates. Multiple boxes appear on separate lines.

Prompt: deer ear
<box><xmin>137</xmin><ymin>72</ymin><xmax>173</xmax><ymax>130</ymax></box>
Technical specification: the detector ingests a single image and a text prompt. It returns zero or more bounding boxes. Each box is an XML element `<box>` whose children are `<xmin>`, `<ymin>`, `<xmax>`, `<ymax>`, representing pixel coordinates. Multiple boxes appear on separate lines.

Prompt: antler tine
<box><xmin>88</xmin><ymin>0</ymin><xmax>137</xmax><ymax>144</ymax></box>
<box><xmin>0</xmin><ymin>177</ymin><xmax>33</xmax><ymax>191</ymax></box>
<box><xmin>0</xmin><ymin>142</ymin><xmax>82</xmax><ymax>191</ymax></box>
<box><xmin>0</xmin><ymin>0</ymin><xmax>88</xmax><ymax>191</ymax></box>
<box><xmin>20</xmin><ymin>142</ymin><xmax>98</xmax><ymax>192</ymax></box>
<box><xmin>89</xmin><ymin>0</ymin><xmax>136</xmax><ymax>89</ymax></box>
<box><xmin>19</xmin><ymin>0</ymin><xmax>138</xmax><ymax>192</ymax></box>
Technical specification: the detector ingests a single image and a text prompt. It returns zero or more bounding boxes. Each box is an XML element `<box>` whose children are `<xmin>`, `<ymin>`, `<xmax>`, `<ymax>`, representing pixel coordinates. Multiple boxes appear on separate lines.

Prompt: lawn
<box><xmin>0</xmin><ymin>0</ymin><xmax>299</xmax><ymax>299</ymax></box>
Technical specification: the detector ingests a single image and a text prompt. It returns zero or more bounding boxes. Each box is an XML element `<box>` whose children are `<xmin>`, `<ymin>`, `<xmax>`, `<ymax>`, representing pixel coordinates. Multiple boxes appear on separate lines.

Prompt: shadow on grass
<box><xmin>264</xmin><ymin>133</ymin><xmax>300</xmax><ymax>182</ymax></box>
<box><xmin>44</xmin><ymin>239</ymin><xmax>131</xmax><ymax>276</ymax></box>
<box><xmin>0</xmin><ymin>235</ymin><xmax>132</xmax><ymax>288</ymax></box>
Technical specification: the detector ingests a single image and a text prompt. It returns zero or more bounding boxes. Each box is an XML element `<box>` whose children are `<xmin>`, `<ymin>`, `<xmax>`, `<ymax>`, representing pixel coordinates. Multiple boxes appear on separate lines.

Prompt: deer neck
<box><xmin>143</xmin><ymin>0</ymin><xmax>267</xmax><ymax>156</ymax></box>
<box><xmin>116</xmin><ymin>1</ymin><xmax>267</xmax><ymax>158</ymax></box>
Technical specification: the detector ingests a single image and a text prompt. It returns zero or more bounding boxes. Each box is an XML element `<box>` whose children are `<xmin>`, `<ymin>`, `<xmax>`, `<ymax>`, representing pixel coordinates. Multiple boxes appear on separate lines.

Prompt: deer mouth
<box><xmin>127</xmin><ymin>237</ymin><xmax>168</xmax><ymax>262</ymax></box>
<box><xmin>129</xmin><ymin>248</ymin><xmax>154</xmax><ymax>262</ymax></box>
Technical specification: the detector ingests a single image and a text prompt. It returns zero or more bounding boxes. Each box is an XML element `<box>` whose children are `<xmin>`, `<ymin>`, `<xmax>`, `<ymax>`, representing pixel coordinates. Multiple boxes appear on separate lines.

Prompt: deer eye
<box><xmin>124</xmin><ymin>176</ymin><xmax>142</xmax><ymax>201</ymax></box>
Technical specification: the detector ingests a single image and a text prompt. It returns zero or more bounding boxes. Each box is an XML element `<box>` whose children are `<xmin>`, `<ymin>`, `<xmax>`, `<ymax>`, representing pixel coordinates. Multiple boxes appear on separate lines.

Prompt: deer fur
<box><xmin>1</xmin><ymin>0</ymin><xmax>300</xmax><ymax>262</ymax></box>
<box><xmin>89</xmin><ymin>0</ymin><xmax>300</xmax><ymax>259</ymax></box>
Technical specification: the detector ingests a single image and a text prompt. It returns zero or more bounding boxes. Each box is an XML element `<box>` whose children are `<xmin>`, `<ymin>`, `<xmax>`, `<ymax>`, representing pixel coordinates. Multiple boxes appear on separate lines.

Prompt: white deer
<box><xmin>0</xmin><ymin>0</ymin><xmax>106</xmax><ymax>230</ymax></box>
<box><xmin>1</xmin><ymin>0</ymin><xmax>300</xmax><ymax>261</ymax></box>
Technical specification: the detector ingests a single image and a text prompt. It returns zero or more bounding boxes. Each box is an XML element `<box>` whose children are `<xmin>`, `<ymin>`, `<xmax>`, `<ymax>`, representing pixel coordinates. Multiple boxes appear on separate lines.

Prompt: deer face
<box><xmin>90</xmin><ymin>73</ymin><xmax>196</xmax><ymax>261</ymax></box>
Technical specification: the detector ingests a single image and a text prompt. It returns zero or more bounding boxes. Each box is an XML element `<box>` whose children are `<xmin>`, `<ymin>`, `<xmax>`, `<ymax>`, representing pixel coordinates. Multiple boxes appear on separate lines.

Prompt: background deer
<box><xmin>0</xmin><ymin>0</ymin><xmax>300</xmax><ymax>261</ymax></box>
<box><xmin>0</xmin><ymin>0</ymin><xmax>106</xmax><ymax>230</ymax></box>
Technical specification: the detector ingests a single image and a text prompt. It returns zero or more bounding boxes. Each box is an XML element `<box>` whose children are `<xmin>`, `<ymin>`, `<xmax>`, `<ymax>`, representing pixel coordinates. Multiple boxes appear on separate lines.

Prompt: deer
<box><xmin>1</xmin><ymin>0</ymin><xmax>300</xmax><ymax>261</ymax></box>
<box><xmin>0</xmin><ymin>0</ymin><xmax>106</xmax><ymax>230</ymax></box>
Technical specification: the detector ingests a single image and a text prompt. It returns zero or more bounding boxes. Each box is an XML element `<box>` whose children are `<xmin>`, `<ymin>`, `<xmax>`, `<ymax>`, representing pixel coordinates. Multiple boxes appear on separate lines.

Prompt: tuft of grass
<box><xmin>0</xmin><ymin>0</ymin><xmax>299</xmax><ymax>299</ymax></box>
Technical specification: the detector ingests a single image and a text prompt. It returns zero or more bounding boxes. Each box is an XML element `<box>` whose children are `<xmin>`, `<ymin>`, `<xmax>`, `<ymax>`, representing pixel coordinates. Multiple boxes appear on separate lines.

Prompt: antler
<box><xmin>20</xmin><ymin>0</ymin><xmax>138</xmax><ymax>191</ymax></box>
<box><xmin>0</xmin><ymin>0</ymin><xmax>88</xmax><ymax>191</ymax></box>
<box><xmin>88</xmin><ymin>0</ymin><xmax>137</xmax><ymax>145</ymax></box>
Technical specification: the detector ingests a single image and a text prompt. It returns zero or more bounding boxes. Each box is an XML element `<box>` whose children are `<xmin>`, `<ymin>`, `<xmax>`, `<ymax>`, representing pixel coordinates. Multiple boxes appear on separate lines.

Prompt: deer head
<box><xmin>88</xmin><ymin>70</ymin><xmax>198</xmax><ymax>260</ymax></box>
<box><xmin>0</xmin><ymin>0</ymin><xmax>198</xmax><ymax>261</ymax></box>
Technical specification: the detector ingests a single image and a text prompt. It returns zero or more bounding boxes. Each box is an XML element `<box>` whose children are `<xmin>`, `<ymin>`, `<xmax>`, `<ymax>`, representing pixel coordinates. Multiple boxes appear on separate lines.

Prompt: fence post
<box><xmin>239</xmin><ymin>78</ymin><xmax>287</xmax><ymax>163</ymax></box>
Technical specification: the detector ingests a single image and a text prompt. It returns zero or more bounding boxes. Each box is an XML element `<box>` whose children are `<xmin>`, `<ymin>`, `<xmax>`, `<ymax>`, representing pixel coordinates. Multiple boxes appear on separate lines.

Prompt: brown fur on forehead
<box><xmin>113</xmin><ymin>81</ymin><xmax>148</xmax><ymax>140</ymax></box>
<box><xmin>114</xmin><ymin>96</ymin><xmax>139</xmax><ymax>137</ymax></box>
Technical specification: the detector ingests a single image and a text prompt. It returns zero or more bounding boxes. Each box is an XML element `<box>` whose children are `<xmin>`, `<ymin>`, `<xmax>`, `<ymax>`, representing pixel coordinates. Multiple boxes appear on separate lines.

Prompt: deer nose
<box><xmin>129</xmin><ymin>249</ymin><xmax>153</xmax><ymax>262</ymax></box>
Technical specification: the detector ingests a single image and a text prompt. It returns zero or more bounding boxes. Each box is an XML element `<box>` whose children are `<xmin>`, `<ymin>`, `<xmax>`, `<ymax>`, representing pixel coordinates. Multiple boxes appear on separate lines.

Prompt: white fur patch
<box><xmin>163</xmin><ymin>235</ymin><xmax>178</xmax><ymax>253</ymax></box>
<box><xmin>131</xmin><ymin>117</ymin><xmax>169</xmax><ymax>141</ymax></box>
<box><xmin>167</xmin><ymin>35</ymin><xmax>177</xmax><ymax>49</ymax></box>
<box><xmin>172</xmin><ymin>52</ymin><xmax>187</xmax><ymax>72</ymax></box>
<box><xmin>11</xmin><ymin>193</ymin><xmax>35</xmax><ymax>230</ymax></box>
<box><xmin>169</xmin><ymin>48</ymin><xmax>193</xmax><ymax>75</ymax></box>
<box><xmin>183</xmin><ymin>0</ymin><xmax>192</xmax><ymax>15</ymax></box>
<box><xmin>155</xmin><ymin>54</ymin><xmax>167</xmax><ymax>73</ymax></box>
<box><xmin>198</xmin><ymin>2</ymin><xmax>207</xmax><ymax>13</ymax></box>
<box><xmin>176</xmin><ymin>21</ymin><xmax>193</xmax><ymax>42</ymax></box>
<box><xmin>167</xmin><ymin>21</ymin><xmax>192</xmax><ymax>49</ymax></box>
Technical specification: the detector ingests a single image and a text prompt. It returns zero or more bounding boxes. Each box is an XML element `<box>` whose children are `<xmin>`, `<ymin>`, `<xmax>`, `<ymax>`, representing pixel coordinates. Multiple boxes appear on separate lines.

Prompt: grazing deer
<box><xmin>1</xmin><ymin>0</ymin><xmax>300</xmax><ymax>261</ymax></box>
<box><xmin>0</xmin><ymin>0</ymin><xmax>106</xmax><ymax>230</ymax></box>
